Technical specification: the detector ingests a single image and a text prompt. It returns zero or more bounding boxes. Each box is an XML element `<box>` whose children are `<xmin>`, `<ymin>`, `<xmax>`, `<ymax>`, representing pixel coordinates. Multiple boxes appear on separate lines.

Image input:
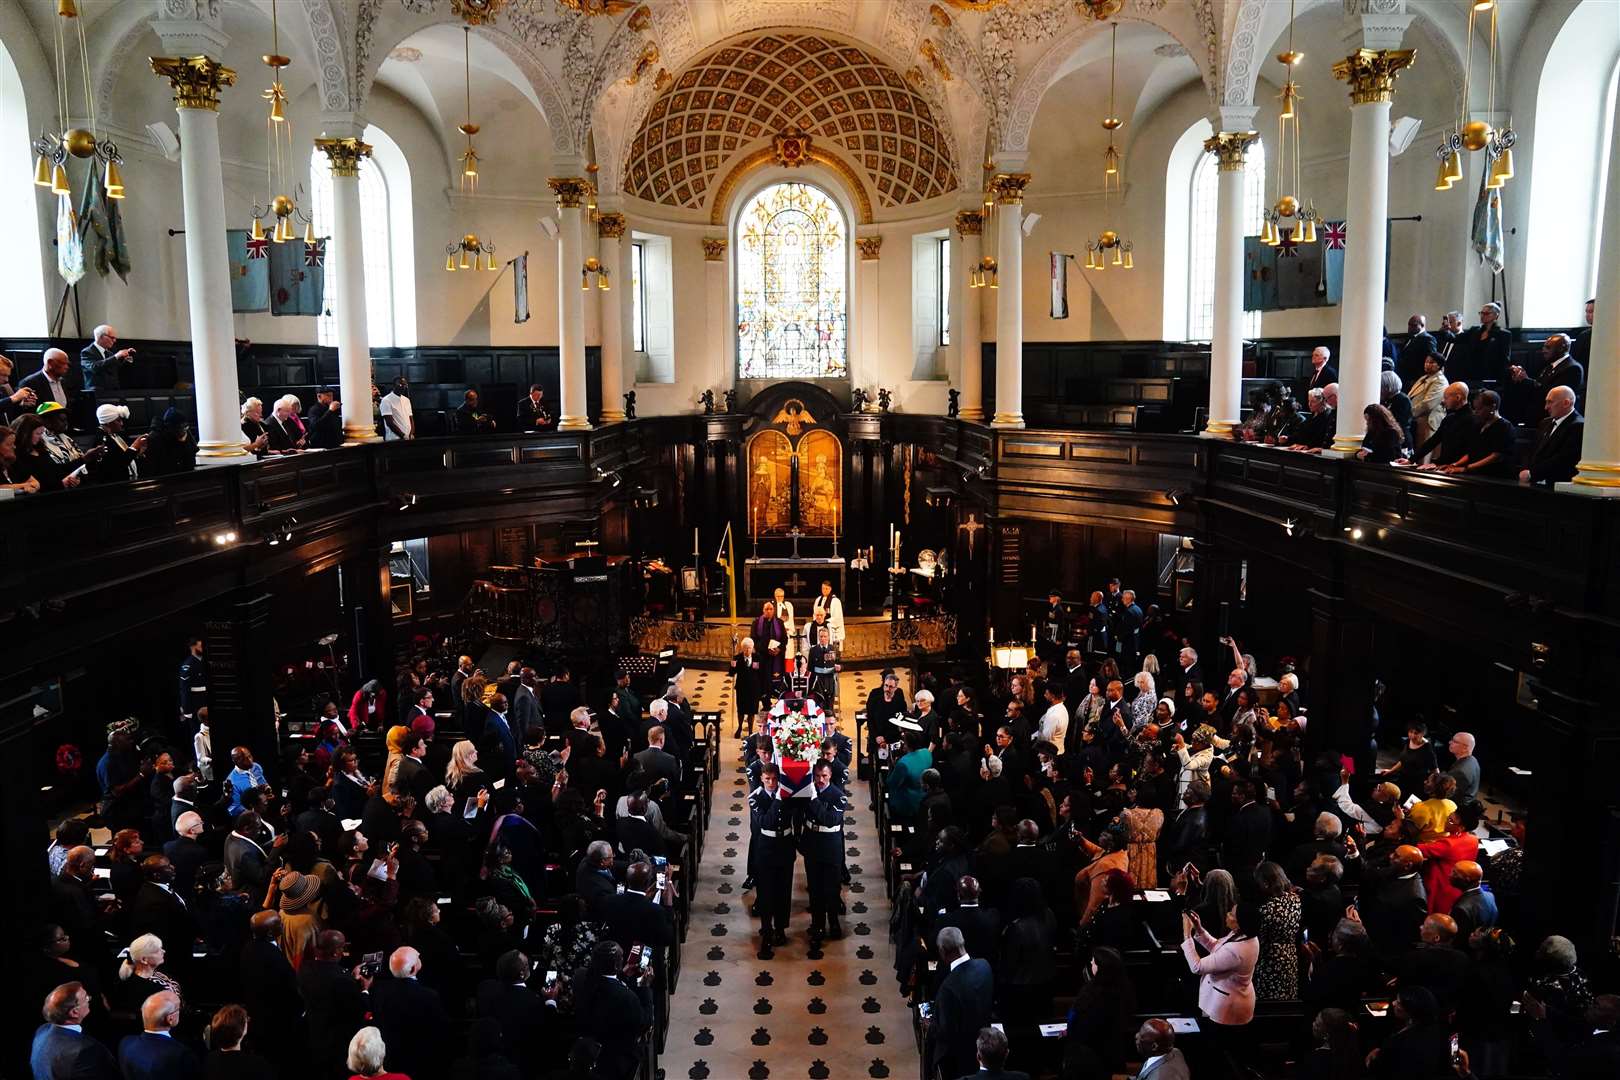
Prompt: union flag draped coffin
<box><xmin>768</xmin><ymin>696</ymin><xmax>831</xmax><ymax>797</ymax></box>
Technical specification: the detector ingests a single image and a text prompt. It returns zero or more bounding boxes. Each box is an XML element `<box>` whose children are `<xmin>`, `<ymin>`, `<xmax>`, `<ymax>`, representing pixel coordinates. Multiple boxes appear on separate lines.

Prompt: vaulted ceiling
<box><xmin>624</xmin><ymin>32</ymin><xmax>959</xmax><ymax>212</ymax></box>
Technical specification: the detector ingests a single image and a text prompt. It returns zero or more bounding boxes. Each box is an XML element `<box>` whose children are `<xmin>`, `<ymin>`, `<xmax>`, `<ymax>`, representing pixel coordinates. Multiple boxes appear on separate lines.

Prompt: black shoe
<box><xmin>758</xmin><ymin>941</ymin><xmax>774</xmax><ymax>960</ymax></box>
<box><xmin>838</xmin><ymin>899</ymin><xmax>847</xmax><ymax>914</ymax></box>
<box><xmin>750</xmin><ymin>904</ymin><xmax>761</xmax><ymax>916</ymax></box>
<box><xmin>743</xmin><ymin>877</ymin><xmax>756</xmax><ymax>891</ymax></box>
<box><xmin>826</xmin><ymin>921</ymin><xmax>844</xmax><ymax>940</ymax></box>
<box><xmin>733</xmin><ymin>725</ymin><xmax>742</xmax><ymax>739</ymax></box>
<box><xmin>772</xmin><ymin>929</ymin><xmax>788</xmax><ymax>946</ymax></box>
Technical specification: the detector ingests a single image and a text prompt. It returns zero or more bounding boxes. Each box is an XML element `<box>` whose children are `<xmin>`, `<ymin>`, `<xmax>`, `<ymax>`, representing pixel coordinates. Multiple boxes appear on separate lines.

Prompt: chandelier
<box><xmin>32</xmin><ymin>1</ymin><xmax>126</xmax><ymax>205</ymax></box>
<box><xmin>1434</xmin><ymin>0</ymin><xmax>1515</xmax><ymax>191</ymax></box>
<box><xmin>446</xmin><ymin>27</ymin><xmax>495</xmax><ymax>271</ymax></box>
<box><xmin>1085</xmin><ymin>22</ymin><xmax>1132</xmax><ymax>270</ymax></box>
<box><xmin>1260</xmin><ymin>0</ymin><xmax>1320</xmax><ymax>247</ymax></box>
<box><xmin>250</xmin><ymin>0</ymin><xmax>312</xmax><ymax>245</ymax></box>
<box><xmin>968</xmin><ymin>256</ymin><xmax>998</xmax><ymax>289</ymax></box>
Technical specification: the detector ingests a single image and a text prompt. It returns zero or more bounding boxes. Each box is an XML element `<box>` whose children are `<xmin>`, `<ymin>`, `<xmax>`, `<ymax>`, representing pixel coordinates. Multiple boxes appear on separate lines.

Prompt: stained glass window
<box><xmin>736</xmin><ymin>182</ymin><xmax>848</xmax><ymax>379</ymax></box>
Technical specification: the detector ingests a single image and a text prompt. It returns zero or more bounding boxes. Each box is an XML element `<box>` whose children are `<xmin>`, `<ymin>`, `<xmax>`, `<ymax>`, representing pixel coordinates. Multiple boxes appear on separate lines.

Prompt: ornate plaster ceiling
<box><xmin>624</xmin><ymin>31</ymin><xmax>959</xmax><ymax>212</ymax></box>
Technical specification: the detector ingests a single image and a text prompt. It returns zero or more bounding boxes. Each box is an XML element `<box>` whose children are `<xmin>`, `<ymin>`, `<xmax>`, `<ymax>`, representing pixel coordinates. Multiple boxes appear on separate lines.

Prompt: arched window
<box><xmin>735</xmin><ymin>181</ymin><xmax>848</xmax><ymax>379</ymax></box>
<box><xmin>0</xmin><ymin>40</ymin><xmax>47</xmax><ymax>335</ymax></box>
<box><xmin>308</xmin><ymin>125</ymin><xmax>416</xmax><ymax>348</ymax></box>
<box><xmin>1163</xmin><ymin>119</ymin><xmax>1266</xmax><ymax>342</ymax></box>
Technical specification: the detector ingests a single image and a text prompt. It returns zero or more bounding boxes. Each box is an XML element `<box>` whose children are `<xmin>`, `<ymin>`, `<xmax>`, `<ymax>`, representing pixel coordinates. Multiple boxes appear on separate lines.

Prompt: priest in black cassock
<box><xmin>750</xmin><ymin>599</ymin><xmax>788</xmax><ymax>678</ymax></box>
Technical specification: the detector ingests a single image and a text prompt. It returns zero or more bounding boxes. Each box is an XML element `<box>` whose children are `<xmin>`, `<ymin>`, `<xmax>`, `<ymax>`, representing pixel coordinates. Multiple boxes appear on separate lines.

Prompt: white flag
<box><xmin>56</xmin><ymin>194</ymin><xmax>85</xmax><ymax>285</ymax></box>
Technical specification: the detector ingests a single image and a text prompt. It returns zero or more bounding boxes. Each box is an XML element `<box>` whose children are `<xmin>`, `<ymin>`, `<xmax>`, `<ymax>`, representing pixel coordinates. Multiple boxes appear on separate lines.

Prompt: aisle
<box><xmin>662</xmin><ymin>670</ymin><xmax>919</xmax><ymax>1080</ymax></box>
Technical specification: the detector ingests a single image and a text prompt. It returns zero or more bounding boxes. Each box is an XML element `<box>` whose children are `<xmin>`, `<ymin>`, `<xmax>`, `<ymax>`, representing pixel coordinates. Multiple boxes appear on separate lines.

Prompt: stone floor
<box><xmin>663</xmin><ymin>669</ymin><xmax>919</xmax><ymax>1080</ymax></box>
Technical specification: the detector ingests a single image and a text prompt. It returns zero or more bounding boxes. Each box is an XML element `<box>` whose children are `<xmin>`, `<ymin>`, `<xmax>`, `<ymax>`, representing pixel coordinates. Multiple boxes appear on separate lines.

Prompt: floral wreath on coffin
<box><xmin>768</xmin><ymin>695</ymin><xmax>829</xmax><ymax>765</ymax></box>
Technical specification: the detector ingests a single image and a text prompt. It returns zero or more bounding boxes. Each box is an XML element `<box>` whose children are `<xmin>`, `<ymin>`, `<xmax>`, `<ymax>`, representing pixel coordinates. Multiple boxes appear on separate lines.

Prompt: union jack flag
<box><xmin>245</xmin><ymin>234</ymin><xmax>269</xmax><ymax>260</ymax></box>
<box><xmin>303</xmin><ymin>239</ymin><xmax>325</xmax><ymax>267</ymax></box>
<box><xmin>1278</xmin><ymin>230</ymin><xmax>1299</xmax><ymax>258</ymax></box>
<box><xmin>1323</xmin><ymin>221</ymin><xmax>1347</xmax><ymax>250</ymax></box>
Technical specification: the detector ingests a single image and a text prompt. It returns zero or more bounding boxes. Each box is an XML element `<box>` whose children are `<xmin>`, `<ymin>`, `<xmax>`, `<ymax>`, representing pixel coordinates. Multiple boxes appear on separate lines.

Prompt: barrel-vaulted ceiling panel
<box><xmin>625</xmin><ymin>32</ymin><xmax>958</xmax><ymax>211</ymax></box>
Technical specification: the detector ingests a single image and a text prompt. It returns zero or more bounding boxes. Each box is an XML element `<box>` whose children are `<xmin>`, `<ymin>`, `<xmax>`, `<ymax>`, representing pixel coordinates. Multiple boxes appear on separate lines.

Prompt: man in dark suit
<box><xmin>239</xmin><ymin>911</ymin><xmax>302</xmax><ymax>1067</ymax></box>
<box><xmin>163</xmin><ymin>811</ymin><xmax>209</xmax><ymax>896</ymax></box>
<box><xmin>598</xmin><ymin>861</ymin><xmax>676</xmax><ymax>953</ymax></box>
<box><xmin>1301</xmin><ymin>345</ymin><xmax>1338</xmax><ymax>396</ymax></box>
<box><xmin>1174</xmin><ymin>647</ymin><xmax>1202</xmax><ymax>698</ymax></box>
<box><xmin>928</xmin><ymin>925</ymin><xmax>995</xmax><ymax>1080</ymax></box>
<box><xmin>1397</xmin><ymin>315</ymin><xmax>1440</xmax><ymax>386</ymax></box>
<box><xmin>451</xmin><ymin>388</ymin><xmax>496</xmax><ymax>435</ymax></box>
<box><xmin>1131</xmin><ymin>1019</ymin><xmax>1191</xmax><ymax>1080</ymax></box>
<box><xmin>1507</xmin><ymin>333</ymin><xmax>1585</xmax><ymax>423</ymax></box>
<box><xmin>298</xmin><ymin>931</ymin><xmax>369</xmax><ymax>1078</ymax></box>
<box><xmin>657</xmin><ymin>679</ymin><xmax>696</xmax><ymax>763</ymax></box>
<box><xmin>1290</xmin><ymin>386</ymin><xmax>1337</xmax><ymax>449</ymax></box>
<box><xmin>303</xmin><ymin>386</ymin><xmax>344</xmax><ymax>448</ymax></box>
<box><xmin>615</xmin><ymin>793</ymin><xmax>666</xmax><ymax>858</ymax></box>
<box><xmin>478</xmin><ymin>693</ymin><xmax>517</xmax><ymax>781</ymax></box>
<box><xmin>50</xmin><ymin>848</ymin><xmax>102</xmax><ymax>966</ymax></box>
<box><xmin>632</xmin><ymin>726</ymin><xmax>682</xmax><ymax>787</ymax></box>
<box><xmin>127</xmin><ymin>856</ymin><xmax>196</xmax><ymax>961</ymax></box>
<box><xmin>1223</xmin><ymin>780</ymin><xmax>1272</xmax><ymax>876</ymax></box>
<box><xmin>1397</xmin><ymin>914</ymin><xmax>1471</xmax><ymax>1013</ymax></box>
<box><xmin>575</xmin><ymin>840</ymin><xmax>619</xmax><ymax>915</ymax></box>
<box><xmin>31</xmin><ymin>982</ymin><xmax>119</xmax><ymax>1080</ymax></box>
<box><xmin>80</xmin><ymin>325</ymin><xmax>134</xmax><ymax>400</ymax></box>
<box><xmin>372</xmin><ymin>946</ymin><xmax>453</xmax><ymax>1079</ymax></box>
<box><xmin>541</xmin><ymin>666</ymin><xmax>584</xmax><ymax>734</ymax></box>
<box><xmin>575</xmin><ymin>941</ymin><xmax>654</xmax><ymax>1080</ymax></box>
<box><xmin>511</xmin><ymin>667</ymin><xmax>541</xmax><ymax>744</ymax></box>
<box><xmin>1358</xmin><ymin>845</ymin><xmax>1429</xmax><ymax>962</ymax></box>
<box><xmin>225</xmin><ymin>811</ymin><xmax>271</xmax><ymax>895</ymax></box>
<box><xmin>477</xmin><ymin>949</ymin><xmax>563</xmax><ymax>1076</ymax></box>
<box><xmin>937</xmin><ymin>875</ymin><xmax>1002</xmax><ymax>966</ymax></box>
<box><xmin>1006</xmin><ymin>821</ymin><xmax>1060</xmax><ymax>898</ymax></box>
<box><xmin>1571</xmin><ymin>298</ymin><xmax>1594</xmax><ymax>367</ymax></box>
<box><xmin>20</xmin><ymin>349</ymin><xmax>74</xmax><ymax>416</ymax></box>
<box><xmin>515</xmin><ymin>383</ymin><xmax>553</xmax><ymax>431</ymax></box>
<box><xmin>955</xmin><ymin>1025</ymin><xmax>1029</xmax><ymax>1080</ymax></box>
<box><xmin>1159</xmin><ymin>782</ymin><xmax>1212</xmax><ymax>879</ymax></box>
<box><xmin>1520</xmin><ymin>386</ymin><xmax>1584</xmax><ymax>485</ymax></box>
<box><xmin>117</xmin><ymin>991</ymin><xmax>200</xmax><ymax>1080</ymax></box>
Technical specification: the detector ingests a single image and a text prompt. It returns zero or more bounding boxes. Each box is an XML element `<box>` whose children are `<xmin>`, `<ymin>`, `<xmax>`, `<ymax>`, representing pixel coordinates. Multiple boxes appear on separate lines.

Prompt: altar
<box><xmin>744</xmin><ymin>557</ymin><xmax>845</xmax><ymax>609</ymax></box>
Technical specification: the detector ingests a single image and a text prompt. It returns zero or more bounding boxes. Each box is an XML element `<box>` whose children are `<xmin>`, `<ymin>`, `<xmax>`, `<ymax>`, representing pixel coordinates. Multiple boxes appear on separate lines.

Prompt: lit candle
<box><xmin>989</xmin><ymin>626</ymin><xmax>995</xmax><ymax>643</ymax></box>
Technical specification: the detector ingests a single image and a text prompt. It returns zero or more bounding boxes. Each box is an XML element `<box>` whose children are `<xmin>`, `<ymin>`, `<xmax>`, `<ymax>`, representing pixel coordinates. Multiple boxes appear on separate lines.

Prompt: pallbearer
<box><xmin>808</xmin><ymin>623</ymin><xmax>840</xmax><ymax>706</ymax></box>
<box><xmin>742</xmin><ymin>735</ymin><xmax>774</xmax><ymax>891</ymax></box>
<box><xmin>749</xmin><ymin>762</ymin><xmax>794</xmax><ymax>959</ymax></box>
<box><xmin>802</xmin><ymin>759</ymin><xmax>847</xmax><ymax>941</ymax></box>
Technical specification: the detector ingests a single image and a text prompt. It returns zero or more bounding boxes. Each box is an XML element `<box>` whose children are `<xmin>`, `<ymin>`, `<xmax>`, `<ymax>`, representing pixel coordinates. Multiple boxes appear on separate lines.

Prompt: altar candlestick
<box><xmin>1030</xmin><ymin>624</ymin><xmax>1037</xmax><ymax>641</ymax></box>
<box><xmin>989</xmin><ymin>627</ymin><xmax>995</xmax><ymax>644</ymax></box>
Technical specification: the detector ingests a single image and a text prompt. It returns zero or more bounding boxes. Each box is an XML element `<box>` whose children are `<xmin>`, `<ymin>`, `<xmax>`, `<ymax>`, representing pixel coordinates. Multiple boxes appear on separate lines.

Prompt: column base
<box><xmin>1330</xmin><ymin>434</ymin><xmax>1363</xmax><ymax>454</ymax></box>
<box><xmin>598</xmin><ymin>409</ymin><xmax>626</xmax><ymax>423</ymax></box>
<box><xmin>197</xmin><ymin>441</ymin><xmax>251</xmax><ymax>459</ymax></box>
<box><xmin>957</xmin><ymin>407</ymin><xmax>984</xmax><ymax>422</ymax></box>
<box><xmin>1560</xmin><ymin>462</ymin><xmax>1620</xmax><ymax>495</ymax></box>
<box><xmin>343</xmin><ymin>425</ymin><xmax>382</xmax><ymax>444</ymax></box>
<box><xmin>1201</xmin><ymin>421</ymin><xmax>1238</xmax><ymax>439</ymax></box>
<box><xmin>558</xmin><ymin>416</ymin><xmax>593</xmax><ymax>431</ymax></box>
<box><xmin>990</xmin><ymin>411</ymin><xmax>1024</xmax><ymax>429</ymax></box>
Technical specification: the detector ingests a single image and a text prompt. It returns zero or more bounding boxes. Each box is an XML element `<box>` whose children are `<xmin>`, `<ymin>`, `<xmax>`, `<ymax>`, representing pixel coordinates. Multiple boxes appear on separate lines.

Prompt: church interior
<box><xmin>4</xmin><ymin>1</ymin><xmax>1620</xmax><ymax>1078</ymax></box>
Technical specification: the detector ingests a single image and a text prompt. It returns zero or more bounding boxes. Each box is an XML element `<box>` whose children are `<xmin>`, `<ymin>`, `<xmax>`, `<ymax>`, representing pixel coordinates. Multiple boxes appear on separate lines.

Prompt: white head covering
<box><xmin>96</xmin><ymin>403</ymin><xmax>130</xmax><ymax>425</ymax></box>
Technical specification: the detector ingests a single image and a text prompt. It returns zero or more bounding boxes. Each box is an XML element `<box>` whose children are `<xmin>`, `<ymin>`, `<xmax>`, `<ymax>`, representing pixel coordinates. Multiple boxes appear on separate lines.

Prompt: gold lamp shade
<box><xmin>1300</xmin><ymin>216</ymin><xmax>1316</xmax><ymax>243</ymax></box>
<box><xmin>104</xmin><ymin>159</ymin><xmax>124</xmax><ymax>199</ymax></box>
<box><xmin>34</xmin><ymin>154</ymin><xmax>52</xmax><ymax>187</ymax></box>
<box><xmin>1487</xmin><ymin>146</ymin><xmax>1514</xmax><ymax>189</ymax></box>
<box><xmin>50</xmin><ymin>162</ymin><xmax>70</xmax><ymax>196</ymax></box>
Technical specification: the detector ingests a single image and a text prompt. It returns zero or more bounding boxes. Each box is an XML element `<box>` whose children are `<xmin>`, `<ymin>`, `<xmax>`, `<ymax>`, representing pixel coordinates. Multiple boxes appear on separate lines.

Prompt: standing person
<box><xmin>750</xmin><ymin>600</ymin><xmax>789</xmax><ymax>679</ymax></box>
<box><xmin>864</xmin><ymin>669</ymin><xmax>909</xmax><ymax>774</ymax></box>
<box><xmin>1181</xmin><ymin>901</ymin><xmax>1262</xmax><ymax>1059</ymax></box>
<box><xmin>80</xmin><ymin>324</ymin><xmax>135</xmax><ymax>403</ymax></box>
<box><xmin>178</xmin><ymin>637</ymin><xmax>208</xmax><ymax>732</ymax></box>
<box><xmin>1453</xmin><ymin>302</ymin><xmax>1511</xmax><ymax>386</ymax></box>
<box><xmin>773</xmin><ymin>586</ymin><xmax>796</xmax><ymax>661</ymax></box>
<box><xmin>1397</xmin><ymin>314</ymin><xmax>1439</xmax><ymax>385</ymax></box>
<box><xmin>808</xmin><ymin>624</ymin><xmax>840</xmax><ymax>708</ymax></box>
<box><xmin>750</xmin><ymin>763</ymin><xmax>795</xmax><ymax>958</ymax></box>
<box><xmin>379</xmin><ymin>377</ymin><xmax>414</xmax><ymax>441</ymax></box>
<box><xmin>730</xmin><ymin>636</ymin><xmax>765</xmax><ymax>739</ymax></box>
<box><xmin>303</xmin><ymin>386</ymin><xmax>343</xmax><ymax>449</ymax></box>
<box><xmin>802</xmin><ymin>761</ymin><xmax>847</xmax><ymax>941</ymax></box>
<box><xmin>515</xmin><ymin>384</ymin><xmax>553</xmax><ymax>431</ymax></box>
<box><xmin>812</xmin><ymin>579</ymin><xmax>845</xmax><ymax>645</ymax></box>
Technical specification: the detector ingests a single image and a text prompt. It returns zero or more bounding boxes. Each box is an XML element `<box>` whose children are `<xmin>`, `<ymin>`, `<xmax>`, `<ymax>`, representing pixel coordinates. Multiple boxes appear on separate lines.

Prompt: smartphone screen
<box><xmin>1450</xmin><ymin>1034</ymin><xmax>1460</xmax><ymax>1058</ymax></box>
<box><xmin>544</xmin><ymin>970</ymin><xmax>559</xmax><ymax>988</ymax></box>
<box><xmin>639</xmin><ymin>946</ymin><xmax>653</xmax><ymax>971</ymax></box>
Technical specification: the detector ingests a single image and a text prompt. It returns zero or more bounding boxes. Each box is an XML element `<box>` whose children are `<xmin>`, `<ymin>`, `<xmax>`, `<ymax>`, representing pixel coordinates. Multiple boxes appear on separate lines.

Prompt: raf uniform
<box><xmin>801</xmin><ymin>774</ymin><xmax>848</xmax><ymax>939</ymax></box>
<box><xmin>179</xmin><ymin>648</ymin><xmax>208</xmax><ymax>728</ymax></box>
<box><xmin>750</xmin><ymin>782</ymin><xmax>796</xmax><ymax>954</ymax></box>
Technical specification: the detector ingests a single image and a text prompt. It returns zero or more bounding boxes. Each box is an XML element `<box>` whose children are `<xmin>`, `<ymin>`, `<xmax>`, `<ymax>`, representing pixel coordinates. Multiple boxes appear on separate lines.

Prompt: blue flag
<box><xmin>269</xmin><ymin>236</ymin><xmax>325</xmax><ymax>316</ymax></box>
<box><xmin>1244</xmin><ymin>235</ymin><xmax>1277</xmax><ymax>313</ymax></box>
<box><xmin>80</xmin><ymin>168</ymin><xmax>131</xmax><ymax>282</ymax></box>
<box><xmin>227</xmin><ymin>229</ymin><xmax>270</xmax><ymax>312</ymax></box>
<box><xmin>1471</xmin><ymin>173</ymin><xmax>1504</xmax><ymax>274</ymax></box>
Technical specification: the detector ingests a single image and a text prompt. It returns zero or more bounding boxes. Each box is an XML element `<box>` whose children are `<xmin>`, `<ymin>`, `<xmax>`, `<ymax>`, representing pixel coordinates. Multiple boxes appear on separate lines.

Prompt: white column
<box><xmin>315</xmin><ymin>137</ymin><xmax>378</xmax><ymax>442</ymax></box>
<box><xmin>954</xmin><ymin>209</ymin><xmax>984</xmax><ymax>421</ymax></box>
<box><xmin>152</xmin><ymin>57</ymin><xmax>244</xmax><ymax>458</ymax></box>
<box><xmin>597</xmin><ymin>212</ymin><xmax>628</xmax><ymax>422</ymax></box>
<box><xmin>1331</xmin><ymin>47</ymin><xmax>1414</xmax><ymax>452</ymax></box>
<box><xmin>857</xmin><ymin>235</ymin><xmax>882</xmax><ymax>389</ymax></box>
<box><xmin>704</xmin><ymin>238</ymin><xmax>727</xmax><ymax>394</ymax></box>
<box><xmin>1566</xmin><ymin>83</ymin><xmax>1620</xmax><ymax>493</ymax></box>
<box><xmin>991</xmin><ymin>173</ymin><xmax>1030</xmax><ymax>429</ymax></box>
<box><xmin>550</xmin><ymin>178</ymin><xmax>591</xmax><ymax>430</ymax></box>
<box><xmin>1201</xmin><ymin>127</ymin><xmax>1257</xmax><ymax>438</ymax></box>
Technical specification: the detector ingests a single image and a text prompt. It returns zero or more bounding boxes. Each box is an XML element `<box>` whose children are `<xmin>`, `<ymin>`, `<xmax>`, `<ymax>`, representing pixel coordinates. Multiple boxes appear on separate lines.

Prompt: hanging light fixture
<box><xmin>1262</xmin><ymin>0</ymin><xmax>1321</xmax><ymax>248</ymax></box>
<box><xmin>968</xmin><ymin>256</ymin><xmax>998</xmax><ymax>289</ymax></box>
<box><xmin>446</xmin><ymin>26</ymin><xmax>497</xmax><ymax>272</ymax></box>
<box><xmin>1084</xmin><ymin>22</ymin><xmax>1133</xmax><ymax>272</ymax></box>
<box><xmin>249</xmin><ymin>0</ymin><xmax>312</xmax><ymax>244</ymax></box>
<box><xmin>1434</xmin><ymin>0</ymin><xmax>1516</xmax><ymax>192</ymax></box>
<box><xmin>31</xmin><ymin>0</ymin><xmax>127</xmax><ymax>214</ymax></box>
<box><xmin>582</xmin><ymin>256</ymin><xmax>611</xmax><ymax>290</ymax></box>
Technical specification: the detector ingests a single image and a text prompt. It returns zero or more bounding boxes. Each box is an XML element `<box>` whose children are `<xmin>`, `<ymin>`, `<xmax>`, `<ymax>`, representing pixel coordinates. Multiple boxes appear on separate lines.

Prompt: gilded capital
<box><xmin>150</xmin><ymin>55</ymin><xmax>236</xmax><ymax>112</ymax></box>
<box><xmin>856</xmin><ymin>235</ymin><xmax>883</xmax><ymax>261</ymax></box>
<box><xmin>702</xmin><ymin>237</ymin><xmax>727</xmax><ymax>261</ymax></box>
<box><xmin>548</xmin><ymin>177</ymin><xmax>592</xmax><ymax>210</ymax></box>
<box><xmin>990</xmin><ymin>172</ymin><xmax>1031</xmax><ymax>205</ymax></box>
<box><xmin>1202</xmin><ymin>131</ymin><xmax>1258</xmax><ymax>172</ymax></box>
<box><xmin>954</xmin><ymin>210</ymin><xmax>983</xmax><ymax>237</ymax></box>
<box><xmin>314</xmin><ymin>136</ymin><xmax>373</xmax><ymax>177</ymax></box>
<box><xmin>1332</xmin><ymin>48</ymin><xmax>1416</xmax><ymax>106</ymax></box>
<box><xmin>597</xmin><ymin>212</ymin><xmax>628</xmax><ymax>239</ymax></box>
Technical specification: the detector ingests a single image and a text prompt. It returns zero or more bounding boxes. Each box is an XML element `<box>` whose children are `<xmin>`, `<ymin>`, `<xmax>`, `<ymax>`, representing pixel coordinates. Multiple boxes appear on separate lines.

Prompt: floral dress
<box><xmin>1255</xmin><ymin>892</ymin><xmax>1302</xmax><ymax>1000</ymax></box>
<box><xmin>534</xmin><ymin>919</ymin><xmax>607</xmax><ymax>1014</ymax></box>
<box><xmin>1120</xmin><ymin>806</ymin><xmax>1164</xmax><ymax>888</ymax></box>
